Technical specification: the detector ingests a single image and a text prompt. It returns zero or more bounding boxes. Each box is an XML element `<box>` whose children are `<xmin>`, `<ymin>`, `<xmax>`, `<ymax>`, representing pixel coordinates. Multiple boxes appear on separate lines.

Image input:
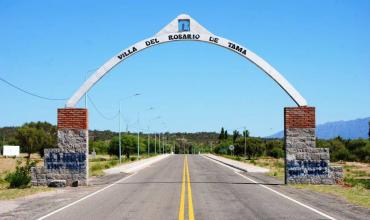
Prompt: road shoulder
<box><xmin>0</xmin><ymin>154</ymin><xmax>171</xmax><ymax>220</ymax></box>
<box><xmin>204</xmin><ymin>154</ymin><xmax>370</xmax><ymax>220</ymax></box>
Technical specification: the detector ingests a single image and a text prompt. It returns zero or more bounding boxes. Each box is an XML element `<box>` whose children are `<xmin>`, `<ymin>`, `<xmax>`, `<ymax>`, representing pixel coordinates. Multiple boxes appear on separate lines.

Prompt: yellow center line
<box><xmin>186</xmin><ymin>155</ymin><xmax>195</xmax><ymax>220</ymax></box>
<box><xmin>178</xmin><ymin>156</ymin><xmax>186</xmax><ymax>220</ymax></box>
<box><xmin>178</xmin><ymin>155</ymin><xmax>195</xmax><ymax>220</ymax></box>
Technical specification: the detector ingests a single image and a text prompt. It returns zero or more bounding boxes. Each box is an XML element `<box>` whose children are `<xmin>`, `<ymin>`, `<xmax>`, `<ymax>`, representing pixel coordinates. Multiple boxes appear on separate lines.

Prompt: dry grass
<box><xmin>0</xmin><ymin>158</ymin><xmax>17</xmax><ymax>174</ymax></box>
<box><xmin>247</xmin><ymin>157</ymin><xmax>285</xmax><ymax>180</ymax></box>
<box><xmin>0</xmin><ymin>186</ymin><xmax>52</xmax><ymax>200</ymax></box>
<box><xmin>293</xmin><ymin>184</ymin><xmax>370</xmax><ymax>209</ymax></box>
<box><xmin>89</xmin><ymin>154</ymin><xmax>154</xmax><ymax>177</ymax></box>
<box><xmin>336</xmin><ymin>161</ymin><xmax>370</xmax><ymax>177</ymax></box>
<box><xmin>0</xmin><ymin>154</ymin><xmax>43</xmax><ymax>174</ymax></box>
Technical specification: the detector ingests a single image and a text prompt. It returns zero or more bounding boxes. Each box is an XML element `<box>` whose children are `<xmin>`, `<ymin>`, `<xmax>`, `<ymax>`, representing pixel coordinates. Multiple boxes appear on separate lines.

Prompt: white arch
<box><xmin>66</xmin><ymin>15</ymin><xmax>307</xmax><ymax>107</ymax></box>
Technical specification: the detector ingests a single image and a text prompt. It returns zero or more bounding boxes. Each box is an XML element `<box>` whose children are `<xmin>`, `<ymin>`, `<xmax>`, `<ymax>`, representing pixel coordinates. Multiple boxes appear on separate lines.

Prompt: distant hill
<box><xmin>269</xmin><ymin>117</ymin><xmax>370</xmax><ymax>140</ymax></box>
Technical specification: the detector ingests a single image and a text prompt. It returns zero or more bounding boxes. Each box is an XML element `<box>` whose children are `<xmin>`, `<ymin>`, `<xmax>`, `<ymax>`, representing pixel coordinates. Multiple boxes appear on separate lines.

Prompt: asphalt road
<box><xmin>41</xmin><ymin>155</ymin><xmax>335</xmax><ymax>220</ymax></box>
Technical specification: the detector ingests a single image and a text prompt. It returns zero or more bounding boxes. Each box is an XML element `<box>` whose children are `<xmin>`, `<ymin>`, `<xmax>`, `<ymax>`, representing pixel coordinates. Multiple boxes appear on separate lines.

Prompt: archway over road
<box><xmin>31</xmin><ymin>14</ymin><xmax>342</xmax><ymax>187</ymax></box>
<box><xmin>66</xmin><ymin>14</ymin><xmax>307</xmax><ymax>108</ymax></box>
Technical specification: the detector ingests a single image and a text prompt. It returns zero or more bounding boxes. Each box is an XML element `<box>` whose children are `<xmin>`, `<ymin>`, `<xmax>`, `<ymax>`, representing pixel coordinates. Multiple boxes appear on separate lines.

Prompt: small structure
<box><xmin>3</xmin><ymin>145</ymin><xmax>20</xmax><ymax>157</ymax></box>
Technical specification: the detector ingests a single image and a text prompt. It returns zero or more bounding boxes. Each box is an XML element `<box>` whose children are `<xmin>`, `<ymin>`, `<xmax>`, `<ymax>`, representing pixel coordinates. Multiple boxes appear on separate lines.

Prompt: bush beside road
<box><xmin>0</xmin><ymin>154</ymin><xmax>51</xmax><ymax>200</ymax></box>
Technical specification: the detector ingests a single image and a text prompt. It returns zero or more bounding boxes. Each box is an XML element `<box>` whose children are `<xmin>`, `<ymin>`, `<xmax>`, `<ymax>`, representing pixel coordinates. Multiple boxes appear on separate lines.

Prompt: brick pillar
<box><xmin>58</xmin><ymin>108</ymin><xmax>88</xmax><ymax>130</ymax></box>
<box><xmin>55</xmin><ymin>108</ymin><xmax>89</xmax><ymax>186</ymax></box>
<box><xmin>284</xmin><ymin>107</ymin><xmax>316</xmax><ymax>148</ymax></box>
<box><xmin>284</xmin><ymin>107</ymin><xmax>335</xmax><ymax>184</ymax></box>
<box><xmin>32</xmin><ymin>108</ymin><xmax>89</xmax><ymax>187</ymax></box>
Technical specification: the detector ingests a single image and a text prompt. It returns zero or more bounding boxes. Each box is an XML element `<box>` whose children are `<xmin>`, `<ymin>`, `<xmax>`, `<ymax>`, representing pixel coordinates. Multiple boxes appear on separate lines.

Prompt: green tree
<box><xmin>109</xmin><ymin>134</ymin><xmax>137</xmax><ymax>158</ymax></box>
<box><xmin>219</xmin><ymin>127</ymin><xmax>225</xmax><ymax>141</ymax></box>
<box><xmin>16</xmin><ymin>126</ymin><xmax>49</xmax><ymax>158</ymax></box>
<box><xmin>90</xmin><ymin>140</ymin><xmax>110</xmax><ymax>154</ymax></box>
<box><xmin>243</xmin><ymin>130</ymin><xmax>249</xmax><ymax>138</ymax></box>
<box><xmin>244</xmin><ymin>138</ymin><xmax>264</xmax><ymax>159</ymax></box>
<box><xmin>329</xmin><ymin>137</ymin><xmax>350</xmax><ymax>161</ymax></box>
<box><xmin>22</xmin><ymin>122</ymin><xmax>57</xmax><ymax>156</ymax></box>
<box><xmin>347</xmin><ymin>139</ymin><xmax>369</xmax><ymax>162</ymax></box>
<box><xmin>265</xmin><ymin>140</ymin><xmax>283</xmax><ymax>158</ymax></box>
<box><xmin>232</xmin><ymin>130</ymin><xmax>240</xmax><ymax>143</ymax></box>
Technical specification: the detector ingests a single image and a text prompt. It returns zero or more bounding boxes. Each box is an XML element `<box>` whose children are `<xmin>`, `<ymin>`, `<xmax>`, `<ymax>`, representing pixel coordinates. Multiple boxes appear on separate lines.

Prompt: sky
<box><xmin>0</xmin><ymin>0</ymin><xmax>369</xmax><ymax>136</ymax></box>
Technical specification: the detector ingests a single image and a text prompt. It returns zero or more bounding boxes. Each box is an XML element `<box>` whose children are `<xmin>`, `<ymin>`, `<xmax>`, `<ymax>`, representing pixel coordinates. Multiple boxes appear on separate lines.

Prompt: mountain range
<box><xmin>269</xmin><ymin>117</ymin><xmax>370</xmax><ymax>140</ymax></box>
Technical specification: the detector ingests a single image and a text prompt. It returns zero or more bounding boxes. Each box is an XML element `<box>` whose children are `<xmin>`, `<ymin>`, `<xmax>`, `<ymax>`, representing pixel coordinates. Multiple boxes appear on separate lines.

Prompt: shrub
<box><xmin>5</xmin><ymin>160</ymin><xmax>36</xmax><ymax>188</ymax></box>
<box><xmin>269</xmin><ymin>147</ymin><xmax>284</xmax><ymax>158</ymax></box>
<box><xmin>90</xmin><ymin>157</ymin><xmax>107</xmax><ymax>162</ymax></box>
<box><xmin>91</xmin><ymin>163</ymin><xmax>104</xmax><ymax>172</ymax></box>
<box><xmin>130</xmin><ymin>157</ymin><xmax>137</xmax><ymax>161</ymax></box>
<box><xmin>344</xmin><ymin>177</ymin><xmax>370</xmax><ymax>189</ymax></box>
<box><xmin>108</xmin><ymin>160</ymin><xmax>118</xmax><ymax>167</ymax></box>
<box><xmin>331</xmin><ymin>147</ymin><xmax>352</xmax><ymax>161</ymax></box>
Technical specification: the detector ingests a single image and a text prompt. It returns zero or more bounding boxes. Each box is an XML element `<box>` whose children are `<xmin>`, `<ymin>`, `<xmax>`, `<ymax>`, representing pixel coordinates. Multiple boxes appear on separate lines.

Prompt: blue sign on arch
<box><xmin>178</xmin><ymin>19</ymin><xmax>190</xmax><ymax>32</ymax></box>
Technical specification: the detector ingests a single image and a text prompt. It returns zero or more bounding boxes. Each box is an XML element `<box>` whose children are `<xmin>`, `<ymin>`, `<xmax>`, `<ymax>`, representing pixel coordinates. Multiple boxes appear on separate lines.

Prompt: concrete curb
<box><xmin>104</xmin><ymin>154</ymin><xmax>171</xmax><ymax>175</ymax></box>
<box><xmin>203</xmin><ymin>154</ymin><xmax>269</xmax><ymax>173</ymax></box>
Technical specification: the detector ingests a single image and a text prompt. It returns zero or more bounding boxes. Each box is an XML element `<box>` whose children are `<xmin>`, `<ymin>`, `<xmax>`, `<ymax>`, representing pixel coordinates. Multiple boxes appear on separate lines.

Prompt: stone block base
<box><xmin>284</xmin><ymin>107</ymin><xmax>343</xmax><ymax>185</ymax></box>
<box><xmin>31</xmin><ymin>166</ymin><xmax>87</xmax><ymax>187</ymax></box>
<box><xmin>286</xmin><ymin>147</ymin><xmax>343</xmax><ymax>184</ymax></box>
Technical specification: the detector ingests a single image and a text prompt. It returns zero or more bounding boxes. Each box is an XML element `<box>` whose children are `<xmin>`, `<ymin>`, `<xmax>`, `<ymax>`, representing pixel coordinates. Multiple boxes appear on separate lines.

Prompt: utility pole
<box><xmin>154</xmin><ymin>133</ymin><xmax>157</xmax><ymax>154</ymax></box>
<box><xmin>137</xmin><ymin>131</ymin><xmax>140</xmax><ymax>159</ymax></box>
<box><xmin>118</xmin><ymin>93</ymin><xmax>141</xmax><ymax>163</ymax></box>
<box><xmin>136</xmin><ymin>107</ymin><xmax>154</xmax><ymax>158</ymax></box>
<box><xmin>147</xmin><ymin>129</ymin><xmax>150</xmax><ymax>156</ymax></box>
<box><xmin>148</xmin><ymin>116</ymin><xmax>160</xmax><ymax>155</ymax></box>
<box><xmin>119</xmin><ymin>104</ymin><xmax>122</xmax><ymax>163</ymax></box>
<box><xmin>137</xmin><ymin>112</ymin><xmax>140</xmax><ymax>158</ymax></box>
<box><xmin>163</xmin><ymin>134</ymin><xmax>165</xmax><ymax>154</ymax></box>
<box><xmin>244</xmin><ymin>126</ymin><xmax>247</xmax><ymax>159</ymax></box>
<box><xmin>158</xmin><ymin>133</ymin><xmax>161</xmax><ymax>154</ymax></box>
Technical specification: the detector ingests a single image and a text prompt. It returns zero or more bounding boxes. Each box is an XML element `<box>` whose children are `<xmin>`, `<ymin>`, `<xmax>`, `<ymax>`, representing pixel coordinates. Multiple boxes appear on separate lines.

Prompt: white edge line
<box><xmin>37</xmin><ymin>173</ymin><xmax>137</xmax><ymax>220</ymax></box>
<box><xmin>38</xmin><ymin>155</ymin><xmax>172</xmax><ymax>219</ymax></box>
<box><xmin>200</xmin><ymin>155</ymin><xmax>240</xmax><ymax>172</ymax></box>
<box><xmin>201</xmin><ymin>155</ymin><xmax>336</xmax><ymax>220</ymax></box>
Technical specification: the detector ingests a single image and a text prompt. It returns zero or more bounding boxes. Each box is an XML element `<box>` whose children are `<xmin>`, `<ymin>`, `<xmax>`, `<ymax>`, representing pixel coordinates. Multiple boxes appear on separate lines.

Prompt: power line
<box><xmin>0</xmin><ymin>76</ymin><xmax>67</xmax><ymax>101</ymax></box>
<box><xmin>87</xmin><ymin>95</ymin><xmax>119</xmax><ymax>120</ymax></box>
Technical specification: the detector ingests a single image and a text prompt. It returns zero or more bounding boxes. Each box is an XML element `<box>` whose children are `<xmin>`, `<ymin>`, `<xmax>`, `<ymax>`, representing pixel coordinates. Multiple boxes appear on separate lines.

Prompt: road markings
<box><xmin>38</xmin><ymin>155</ymin><xmax>172</xmax><ymax>220</ymax></box>
<box><xmin>201</xmin><ymin>155</ymin><xmax>337</xmax><ymax>220</ymax></box>
<box><xmin>37</xmin><ymin>172</ymin><xmax>137</xmax><ymax>220</ymax></box>
<box><xmin>186</xmin><ymin>156</ymin><xmax>195</xmax><ymax>220</ymax></box>
<box><xmin>179</xmin><ymin>156</ymin><xmax>186</xmax><ymax>220</ymax></box>
<box><xmin>178</xmin><ymin>155</ymin><xmax>195</xmax><ymax>220</ymax></box>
